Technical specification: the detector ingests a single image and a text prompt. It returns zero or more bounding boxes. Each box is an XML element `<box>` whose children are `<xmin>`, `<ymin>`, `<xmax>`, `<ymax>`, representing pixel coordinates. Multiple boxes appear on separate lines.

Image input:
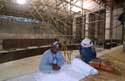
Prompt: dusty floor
<box><xmin>81</xmin><ymin>46</ymin><xmax>125</xmax><ymax>81</ymax></box>
<box><xmin>0</xmin><ymin>50</ymin><xmax>81</xmax><ymax>81</ymax></box>
<box><xmin>0</xmin><ymin>47</ymin><xmax>124</xmax><ymax>81</ymax></box>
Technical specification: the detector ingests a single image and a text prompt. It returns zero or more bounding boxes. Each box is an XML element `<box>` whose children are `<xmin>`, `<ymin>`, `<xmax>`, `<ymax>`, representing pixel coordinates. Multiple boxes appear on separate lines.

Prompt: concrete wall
<box><xmin>112</xmin><ymin>8</ymin><xmax>123</xmax><ymax>40</ymax></box>
<box><xmin>123</xmin><ymin>41</ymin><xmax>125</xmax><ymax>52</ymax></box>
<box><xmin>105</xmin><ymin>8</ymin><xmax>123</xmax><ymax>40</ymax></box>
<box><xmin>88</xmin><ymin>10</ymin><xmax>105</xmax><ymax>43</ymax></box>
<box><xmin>0</xmin><ymin>40</ymin><xmax>2</xmax><ymax>50</ymax></box>
<box><xmin>123</xmin><ymin>1</ymin><xmax>125</xmax><ymax>52</ymax></box>
<box><xmin>0</xmin><ymin>19</ymin><xmax>61</xmax><ymax>39</ymax></box>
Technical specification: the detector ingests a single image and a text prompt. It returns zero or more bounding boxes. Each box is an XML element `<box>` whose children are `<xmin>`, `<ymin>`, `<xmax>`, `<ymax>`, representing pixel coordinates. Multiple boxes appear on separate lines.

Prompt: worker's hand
<box><xmin>52</xmin><ymin>64</ymin><xmax>60</xmax><ymax>71</ymax></box>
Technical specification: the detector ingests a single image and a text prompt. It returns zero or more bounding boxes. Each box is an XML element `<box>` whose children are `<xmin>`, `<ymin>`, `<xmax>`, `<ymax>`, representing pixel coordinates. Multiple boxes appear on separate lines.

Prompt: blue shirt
<box><xmin>79</xmin><ymin>46</ymin><xmax>96</xmax><ymax>63</ymax></box>
<box><xmin>39</xmin><ymin>49</ymin><xmax>64</xmax><ymax>73</ymax></box>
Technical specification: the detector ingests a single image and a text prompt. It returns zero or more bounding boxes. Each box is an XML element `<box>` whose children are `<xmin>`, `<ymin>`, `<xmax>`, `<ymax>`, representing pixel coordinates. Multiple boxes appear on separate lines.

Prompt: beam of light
<box><xmin>16</xmin><ymin>0</ymin><xmax>26</xmax><ymax>5</ymax></box>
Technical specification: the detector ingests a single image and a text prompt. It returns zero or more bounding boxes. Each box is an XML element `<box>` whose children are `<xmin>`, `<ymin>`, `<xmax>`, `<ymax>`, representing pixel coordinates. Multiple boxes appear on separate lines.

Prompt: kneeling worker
<box><xmin>39</xmin><ymin>42</ymin><xmax>64</xmax><ymax>73</ymax></box>
<box><xmin>79</xmin><ymin>38</ymin><xmax>96</xmax><ymax>64</ymax></box>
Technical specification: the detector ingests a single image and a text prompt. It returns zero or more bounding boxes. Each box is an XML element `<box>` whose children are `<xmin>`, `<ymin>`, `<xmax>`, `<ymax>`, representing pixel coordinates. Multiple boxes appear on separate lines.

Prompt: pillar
<box><xmin>85</xmin><ymin>14</ymin><xmax>89</xmax><ymax>37</ymax></box>
<box><xmin>72</xmin><ymin>16</ymin><xmax>77</xmax><ymax>39</ymax></box>
<box><xmin>105</xmin><ymin>9</ymin><xmax>111</xmax><ymax>40</ymax></box>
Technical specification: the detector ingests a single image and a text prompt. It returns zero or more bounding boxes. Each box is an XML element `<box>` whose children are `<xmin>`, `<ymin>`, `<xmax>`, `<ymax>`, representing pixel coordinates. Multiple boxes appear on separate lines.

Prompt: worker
<box><xmin>79</xmin><ymin>37</ymin><xmax>96</xmax><ymax>64</ymax></box>
<box><xmin>39</xmin><ymin>41</ymin><xmax>64</xmax><ymax>73</ymax></box>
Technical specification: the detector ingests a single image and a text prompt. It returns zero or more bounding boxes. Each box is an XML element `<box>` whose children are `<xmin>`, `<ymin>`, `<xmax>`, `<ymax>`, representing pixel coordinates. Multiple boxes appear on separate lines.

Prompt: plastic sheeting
<box><xmin>6</xmin><ymin>58</ymin><xmax>98</xmax><ymax>81</ymax></box>
<box><xmin>35</xmin><ymin>58</ymin><xmax>98</xmax><ymax>81</ymax></box>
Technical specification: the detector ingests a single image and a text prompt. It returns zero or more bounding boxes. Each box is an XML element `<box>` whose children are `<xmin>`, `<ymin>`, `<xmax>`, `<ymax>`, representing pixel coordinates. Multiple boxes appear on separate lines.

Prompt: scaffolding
<box><xmin>0</xmin><ymin>0</ymin><xmax>123</xmax><ymax>43</ymax></box>
<box><xmin>0</xmin><ymin>0</ymin><xmax>124</xmax><ymax>59</ymax></box>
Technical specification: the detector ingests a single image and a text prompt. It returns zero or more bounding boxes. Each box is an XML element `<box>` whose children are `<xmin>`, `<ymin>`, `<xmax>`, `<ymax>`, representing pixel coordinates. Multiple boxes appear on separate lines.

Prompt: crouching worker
<box><xmin>79</xmin><ymin>38</ymin><xmax>96</xmax><ymax>64</ymax></box>
<box><xmin>39</xmin><ymin>42</ymin><xmax>64</xmax><ymax>73</ymax></box>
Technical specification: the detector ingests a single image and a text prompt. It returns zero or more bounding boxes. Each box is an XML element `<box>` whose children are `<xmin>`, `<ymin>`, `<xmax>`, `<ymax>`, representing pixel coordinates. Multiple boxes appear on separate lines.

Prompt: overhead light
<box><xmin>72</xmin><ymin>7</ymin><xmax>81</xmax><ymax>12</ymax></box>
<box><xmin>16</xmin><ymin>0</ymin><xmax>26</xmax><ymax>5</ymax></box>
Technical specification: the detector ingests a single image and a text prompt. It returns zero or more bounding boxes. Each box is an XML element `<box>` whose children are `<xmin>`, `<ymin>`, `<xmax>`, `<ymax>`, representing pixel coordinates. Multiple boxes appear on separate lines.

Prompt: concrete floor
<box><xmin>0</xmin><ymin>55</ymin><xmax>40</xmax><ymax>81</ymax></box>
<box><xmin>0</xmin><ymin>48</ymin><xmax>104</xmax><ymax>81</ymax></box>
<box><xmin>81</xmin><ymin>46</ymin><xmax>125</xmax><ymax>81</ymax></box>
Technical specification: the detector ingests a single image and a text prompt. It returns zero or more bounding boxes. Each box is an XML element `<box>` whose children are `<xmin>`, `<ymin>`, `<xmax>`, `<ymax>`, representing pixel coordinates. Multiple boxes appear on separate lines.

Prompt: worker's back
<box><xmin>79</xmin><ymin>46</ymin><xmax>96</xmax><ymax>63</ymax></box>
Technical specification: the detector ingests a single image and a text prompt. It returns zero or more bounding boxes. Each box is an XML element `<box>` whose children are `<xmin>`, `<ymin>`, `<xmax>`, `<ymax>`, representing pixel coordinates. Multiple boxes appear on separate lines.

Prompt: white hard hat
<box><xmin>52</xmin><ymin>41</ymin><xmax>59</xmax><ymax>48</ymax></box>
<box><xmin>81</xmin><ymin>38</ymin><xmax>93</xmax><ymax>47</ymax></box>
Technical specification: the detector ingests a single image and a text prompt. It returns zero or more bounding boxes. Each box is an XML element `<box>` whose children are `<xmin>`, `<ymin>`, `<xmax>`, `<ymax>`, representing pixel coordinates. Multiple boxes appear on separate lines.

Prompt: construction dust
<box><xmin>81</xmin><ymin>48</ymin><xmax>125</xmax><ymax>81</ymax></box>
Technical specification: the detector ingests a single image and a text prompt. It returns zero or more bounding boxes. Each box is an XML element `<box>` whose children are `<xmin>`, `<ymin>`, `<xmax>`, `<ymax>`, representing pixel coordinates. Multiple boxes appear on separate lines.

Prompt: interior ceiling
<box><xmin>0</xmin><ymin>0</ymin><xmax>124</xmax><ymax>19</ymax></box>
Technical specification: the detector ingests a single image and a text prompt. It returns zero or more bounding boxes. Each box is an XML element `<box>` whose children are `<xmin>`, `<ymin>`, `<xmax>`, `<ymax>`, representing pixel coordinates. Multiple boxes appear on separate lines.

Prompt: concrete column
<box><xmin>81</xmin><ymin>16</ymin><xmax>85</xmax><ymax>38</ymax></box>
<box><xmin>72</xmin><ymin>16</ymin><xmax>77</xmax><ymax>39</ymax></box>
<box><xmin>105</xmin><ymin>9</ymin><xmax>111</xmax><ymax>40</ymax></box>
<box><xmin>85</xmin><ymin>14</ymin><xmax>89</xmax><ymax>37</ymax></box>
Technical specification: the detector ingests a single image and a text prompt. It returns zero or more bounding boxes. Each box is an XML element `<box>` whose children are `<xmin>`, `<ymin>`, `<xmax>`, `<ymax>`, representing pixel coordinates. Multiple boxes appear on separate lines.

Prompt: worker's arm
<box><xmin>57</xmin><ymin>52</ymin><xmax>65</xmax><ymax>66</ymax></box>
